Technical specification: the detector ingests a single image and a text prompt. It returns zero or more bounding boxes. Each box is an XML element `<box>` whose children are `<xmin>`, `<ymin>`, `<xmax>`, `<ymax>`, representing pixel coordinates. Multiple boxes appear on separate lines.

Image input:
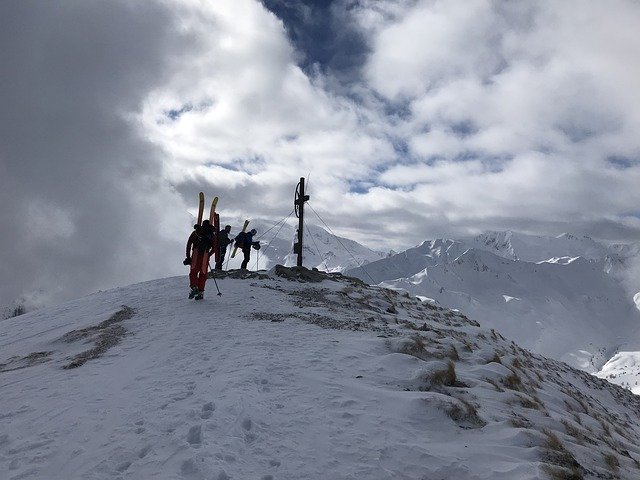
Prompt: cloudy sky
<box><xmin>2</xmin><ymin>0</ymin><xmax>640</xmax><ymax>308</ymax></box>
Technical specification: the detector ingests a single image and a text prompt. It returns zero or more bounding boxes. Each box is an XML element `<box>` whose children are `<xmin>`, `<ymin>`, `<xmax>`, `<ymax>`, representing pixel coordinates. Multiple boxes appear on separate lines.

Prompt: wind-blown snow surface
<box><xmin>3</xmin><ymin>268</ymin><xmax>640</xmax><ymax>479</ymax></box>
<box><xmin>345</xmin><ymin>232</ymin><xmax>640</xmax><ymax>381</ymax></box>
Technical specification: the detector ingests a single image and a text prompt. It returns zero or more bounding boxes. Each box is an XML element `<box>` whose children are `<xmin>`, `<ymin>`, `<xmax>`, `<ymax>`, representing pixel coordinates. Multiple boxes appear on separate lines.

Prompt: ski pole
<box><xmin>224</xmin><ymin>245</ymin><xmax>232</xmax><ymax>270</ymax></box>
<box><xmin>208</xmin><ymin>262</ymin><xmax>222</xmax><ymax>296</ymax></box>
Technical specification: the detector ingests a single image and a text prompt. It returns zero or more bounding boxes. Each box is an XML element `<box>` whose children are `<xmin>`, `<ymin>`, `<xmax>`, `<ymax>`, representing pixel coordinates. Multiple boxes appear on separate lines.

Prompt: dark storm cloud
<box><xmin>0</xmin><ymin>1</ymin><xmax>191</xmax><ymax>307</ymax></box>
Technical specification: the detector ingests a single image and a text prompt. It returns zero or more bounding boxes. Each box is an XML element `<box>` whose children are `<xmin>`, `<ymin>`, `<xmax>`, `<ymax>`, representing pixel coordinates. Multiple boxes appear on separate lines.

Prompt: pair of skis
<box><xmin>195</xmin><ymin>192</ymin><xmax>223</xmax><ymax>296</ymax></box>
<box><xmin>230</xmin><ymin>219</ymin><xmax>250</xmax><ymax>258</ymax></box>
<box><xmin>196</xmin><ymin>192</ymin><xmax>220</xmax><ymax>264</ymax></box>
<box><xmin>196</xmin><ymin>192</ymin><xmax>249</xmax><ymax>261</ymax></box>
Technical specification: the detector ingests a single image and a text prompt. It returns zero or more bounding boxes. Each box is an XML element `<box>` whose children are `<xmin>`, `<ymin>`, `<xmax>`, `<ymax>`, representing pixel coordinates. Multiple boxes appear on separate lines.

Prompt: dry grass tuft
<box><xmin>542</xmin><ymin>465</ymin><xmax>584</xmax><ymax>480</ymax></box>
<box><xmin>509</xmin><ymin>415</ymin><xmax>532</xmax><ymax>429</ymax></box>
<box><xmin>401</xmin><ymin>335</ymin><xmax>430</xmax><ymax>360</ymax></box>
<box><xmin>502</xmin><ymin>372</ymin><xmax>523</xmax><ymax>391</ymax></box>
<box><xmin>444</xmin><ymin>398</ymin><xmax>486</xmax><ymax>428</ymax></box>
<box><xmin>489</xmin><ymin>351</ymin><xmax>502</xmax><ymax>364</ymax></box>
<box><xmin>603</xmin><ymin>453</ymin><xmax>619</xmax><ymax>471</ymax></box>
<box><xmin>544</xmin><ymin>429</ymin><xmax>564</xmax><ymax>451</ymax></box>
<box><xmin>431</xmin><ymin>361</ymin><xmax>457</xmax><ymax>388</ymax></box>
<box><xmin>542</xmin><ymin>429</ymin><xmax>582</xmax><ymax>475</ymax></box>
<box><xmin>516</xmin><ymin>395</ymin><xmax>542</xmax><ymax>410</ymax></box>
<box><xmin>448</xmin><ymin>346</ymin><xmax>460</xmax><ymax>361</ymax></box>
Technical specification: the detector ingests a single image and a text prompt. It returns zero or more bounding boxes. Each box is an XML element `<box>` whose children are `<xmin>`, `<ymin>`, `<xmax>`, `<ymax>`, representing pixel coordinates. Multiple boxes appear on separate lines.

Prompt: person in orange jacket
<box><xmin>184</xmin><ymin>220</ymin><xmax>215</xmax><ymax>299</ymax></box>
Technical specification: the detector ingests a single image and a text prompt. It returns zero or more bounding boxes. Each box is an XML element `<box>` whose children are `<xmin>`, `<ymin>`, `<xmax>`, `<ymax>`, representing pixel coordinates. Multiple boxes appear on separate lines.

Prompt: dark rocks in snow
<box><xmin>61</xmin><ymin>305</ymin><xmax>135</xmax><ymax>369</ymax></box>
<box><xmin>273</xmin><ymin>264</ymin><xmax>368</xmax><ymax>286</ymax></box>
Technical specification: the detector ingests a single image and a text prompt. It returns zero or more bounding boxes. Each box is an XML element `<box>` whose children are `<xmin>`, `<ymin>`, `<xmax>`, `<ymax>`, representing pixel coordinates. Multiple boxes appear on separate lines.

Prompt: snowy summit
<box><xmin>3</xmin><ymin>266</ymin><xmax>640</xmax><ymax>479</ymax></box>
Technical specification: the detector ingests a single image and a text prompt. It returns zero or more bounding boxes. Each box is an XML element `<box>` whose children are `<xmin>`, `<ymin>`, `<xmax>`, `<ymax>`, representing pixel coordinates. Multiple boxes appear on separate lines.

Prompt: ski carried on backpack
<box><xmin>196</xmin><ymin>192</ymin><xmax>205</xmax><ymax>226</ymax></box>
<box><xmin>209</xmin><ymin>197</ymin><xmax>221</xmax><ymax>264</ymax></box>
<box><xmin>230</xmin><ymin>220</ymin><xmax>250</xmax><ymax>258</ymax></box>
<box><xmin>208</xmin><ymin>197</ymin><xmax>218</xmax><ymax>223</ymax></box>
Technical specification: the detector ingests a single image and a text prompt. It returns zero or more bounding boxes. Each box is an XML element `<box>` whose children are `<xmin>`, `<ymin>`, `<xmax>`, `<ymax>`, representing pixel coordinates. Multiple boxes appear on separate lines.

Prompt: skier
<box><xmin>185</xmin><ymin>219</ymin><xmax>215</xmax><ymax>299</ymax></box>
<box><xmin>235</xmin><ymin>228</ymin><xmax>260</xmax><ymax>270</ymax></box>
<box><xmin>215</xmin><ymin>225</ymin><xmax>233</xmax><ymax>270</ymax></box>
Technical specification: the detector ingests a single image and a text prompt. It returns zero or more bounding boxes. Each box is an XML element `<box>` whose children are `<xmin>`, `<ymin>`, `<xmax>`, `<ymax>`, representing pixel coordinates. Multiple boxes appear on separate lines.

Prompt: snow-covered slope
<box><xmin>346</xmin><ymin>239</ymin><xmax>468</xmax><ymax>284</ymax></box>
<box><xmin>3</xmin><ymin>269</ymin><xmax>640</xmax><ymax>479</ymax></box>
<box><xmin>344</xmin><ymin>231</ymin><xmax>640</xmax><ymax>392</ymax></box>
<box><xmin>596</xmin><ymin>351</ymin><xmax>640</xmax><ymax>395</ymax></box>
<box><xmin>378</xmin><ymin>248</ymin><xmax>640</xmax><ymax>371</ymax></box>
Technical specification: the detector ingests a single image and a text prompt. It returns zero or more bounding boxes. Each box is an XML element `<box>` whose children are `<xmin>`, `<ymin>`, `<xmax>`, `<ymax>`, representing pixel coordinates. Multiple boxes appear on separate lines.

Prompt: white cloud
<box><xmin>3</xmin><ymin>0</ymin><xmax>640</xmax><ymax>306</ymax></box>
<box><xmin>141</xmin><ymin>0</ymin><xmax>396</xmax><ymax>202</ymax></box>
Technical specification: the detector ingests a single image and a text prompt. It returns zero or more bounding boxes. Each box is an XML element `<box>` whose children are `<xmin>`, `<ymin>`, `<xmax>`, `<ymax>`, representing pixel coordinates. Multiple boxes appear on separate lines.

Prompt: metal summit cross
<box><xmin>293</xmin><ymin>177</ymin><xmax>310</xmax><ymax>267</ymax></box>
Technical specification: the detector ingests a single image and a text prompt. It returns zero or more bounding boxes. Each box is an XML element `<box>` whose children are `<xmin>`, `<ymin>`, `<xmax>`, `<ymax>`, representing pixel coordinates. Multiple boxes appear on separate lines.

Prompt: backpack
<box><xmin>197</xmin><ymin>224</ymin><xmax>215</xmax><ymax>252</ymax></box>
<box><xmin>234</xmin><ymin>232</ymin><xmax>247</xmax><ymax>249</ymax></box>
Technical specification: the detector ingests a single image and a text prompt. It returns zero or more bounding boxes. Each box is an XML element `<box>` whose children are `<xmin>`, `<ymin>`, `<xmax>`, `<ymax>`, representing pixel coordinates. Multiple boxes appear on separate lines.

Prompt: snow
<box><xmin>345</xmin><ymin>231</ymin><xmax>640</xmax><ymax>388</ymax></box>
<box><xmin>596</xmin><ymin>351</ymin><xmax>640</xmax><ymax>395</ymax></box>
<box><xmin>375</xmin><ymin>247</ymin><xmax>640</xmax><ymax>372</ymax></box>
<box><xmin>3</xmin><ymin>268</ymin><xmax>640</xmax><ymax>479</ymax></box>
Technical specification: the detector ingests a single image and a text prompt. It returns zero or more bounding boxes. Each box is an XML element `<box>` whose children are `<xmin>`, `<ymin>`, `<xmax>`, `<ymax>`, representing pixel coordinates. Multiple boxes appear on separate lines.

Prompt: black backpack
<box><xmin>197</xmin><ymin>224</ymin><xmax>215</xmax><ymax>252</ymax></box>
<box><xmin>234</xmin><ymin>231</ymin><xmax>247</xmax><ymax>249</ymax></box>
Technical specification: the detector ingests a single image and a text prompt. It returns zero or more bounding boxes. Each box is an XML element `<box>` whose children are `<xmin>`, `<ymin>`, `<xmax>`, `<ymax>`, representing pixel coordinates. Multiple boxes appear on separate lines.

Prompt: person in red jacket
<box><xmin>184</xmin><ymin>220</ymin><xmax>215</xmax><ymax>299</ymax></box>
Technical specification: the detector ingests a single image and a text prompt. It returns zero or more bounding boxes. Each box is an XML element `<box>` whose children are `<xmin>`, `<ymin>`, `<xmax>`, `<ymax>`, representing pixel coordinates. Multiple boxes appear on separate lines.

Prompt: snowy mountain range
<box><xmin>3</xmin><ymin>267</ymin><xmax>640</xmax><ymax>479</ymax></box>
<box><xmin>344</xmin><ymin>231</ymin><xmax>640</xmax><ymax>394</ymax></box>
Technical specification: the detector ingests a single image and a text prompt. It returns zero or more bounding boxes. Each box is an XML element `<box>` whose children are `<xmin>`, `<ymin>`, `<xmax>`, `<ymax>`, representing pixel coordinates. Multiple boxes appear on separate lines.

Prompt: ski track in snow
<box><xmin>2</xmin><ymin>273</ymin><xmax>640</xmax><ymax>479</ymax></box>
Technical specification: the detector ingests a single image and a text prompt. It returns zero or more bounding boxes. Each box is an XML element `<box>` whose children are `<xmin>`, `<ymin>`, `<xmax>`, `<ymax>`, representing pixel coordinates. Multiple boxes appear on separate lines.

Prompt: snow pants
<box><xmin>189</xmin><ymin>250</ymin><xmax>209</xmax><ymax>291</ymax></box>
<box><xmin>241</xmin><ymin>247</ymin><xmax>251</xmax><ymax>269</ymax></box>
<box><xmin>215</xmin><ymin>246</ymin><xmax>227</xmax><ymax>270</ymax></box>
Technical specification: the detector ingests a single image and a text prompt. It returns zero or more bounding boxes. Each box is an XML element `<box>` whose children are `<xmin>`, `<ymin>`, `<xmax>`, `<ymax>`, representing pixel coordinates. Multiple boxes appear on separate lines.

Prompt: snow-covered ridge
<box><xmin>344</xmin><ymin>230</ymin><xmax>640</xmax><ymax>392</ymax></box>
<box><xmin>3</xmin><ymin>268</ymin><xmax>640</xmax><ymax>479</ymax></box>
<box><xmin>469</xmin><ymin>230</ymin><xmax>609</xmax><ymax>262</ymax></box>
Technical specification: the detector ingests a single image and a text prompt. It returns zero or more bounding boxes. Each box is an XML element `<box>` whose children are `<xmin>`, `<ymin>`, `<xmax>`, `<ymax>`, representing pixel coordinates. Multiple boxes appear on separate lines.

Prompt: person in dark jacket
<box><xmin>215</xmin><ymin>225</ymin><xmax>233</xmax><ymax>270</ymax></box>
<box><xmin>235</xmin><ymin>228</ymin><xmax>260</xmax><ymax>269</ymax></box>
<box><xmin>185</xmin><ymin>220</ymin><xmax>215</xmax><ymax>299</ymax></box>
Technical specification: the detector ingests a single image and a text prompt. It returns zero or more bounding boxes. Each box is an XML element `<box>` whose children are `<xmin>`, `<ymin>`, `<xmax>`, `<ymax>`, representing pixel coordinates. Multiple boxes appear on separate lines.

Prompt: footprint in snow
<box><xmin>181</xmin><ymin>458</ymin><xmax>200</xmax><ymax>476</ymax></box>
<box><xmin>138</xmin><ymin>445</ymin><xmax>152</xmax><ymax>459</ymax></box>
<box><xmin>187</xmin><ymin>425</ymin><xmax>203</xmax><ymax>445</ymax></box>
<box><xmin>215</xmin><ymin>470</ymin><xmax>230</xmax><ymax>480</ymax></box>
<box><xmin>258</xmin><ymin>378</ymin><xmax>270</xmax><ymax>390</ymax></box>
<box><xmin>241</xmin><ymin>418</ymin><xmax>252</xmax><ymax>431</ymax></box>
<box><xmin>242</xmin><ymin>417</ymin><xmax>257</xmax><ymax>442</ymax></box>
<box><xmin>200</xmin><ymin>402</ymin><xmax>215</xmax><ymax>419</ymax></box>
<box><xmin>134</xmin><ymin>419</ymin><xmax>145</xmax><ymax>434</ymax></box>
<box><xmin>116</xmin><ymin>461</ymin><xmax>132</xmax><ymax>473</ymax></box>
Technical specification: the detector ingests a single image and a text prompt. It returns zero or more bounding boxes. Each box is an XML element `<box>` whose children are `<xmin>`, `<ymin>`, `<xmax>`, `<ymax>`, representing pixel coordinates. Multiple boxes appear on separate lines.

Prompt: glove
<box><xmin>252</xmin><ymin>242</ymin><xmax>261</xmax><ymax>251</ymax></box>
<box><xmin>183</xmin><ymin>257</ymin><xmax>191</xmax><ymax>265</ymax></box>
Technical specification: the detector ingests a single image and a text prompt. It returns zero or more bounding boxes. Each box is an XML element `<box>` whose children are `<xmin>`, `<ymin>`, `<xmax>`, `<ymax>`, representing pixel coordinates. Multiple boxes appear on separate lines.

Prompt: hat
<box><xmin>250</xmin><ymin>228</ymin><xmax>257</xmax><ymax>234</ymax></box>
<box><xmin>225</xmin><ymin>225</ymin><xmax>231</xmax><ymax>231</ymax></box>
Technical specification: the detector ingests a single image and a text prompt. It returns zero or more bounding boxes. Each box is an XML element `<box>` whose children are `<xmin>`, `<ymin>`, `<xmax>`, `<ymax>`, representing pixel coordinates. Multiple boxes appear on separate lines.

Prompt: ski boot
<box><xmin>195</xmin><ymin>291</ymin><xmax>204</xmax><ymax>300</ymax></box>
<box><xmin>188</xmin><ymin>286</ymin><xmax>198</xmax><ymax>299</ymax></box>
